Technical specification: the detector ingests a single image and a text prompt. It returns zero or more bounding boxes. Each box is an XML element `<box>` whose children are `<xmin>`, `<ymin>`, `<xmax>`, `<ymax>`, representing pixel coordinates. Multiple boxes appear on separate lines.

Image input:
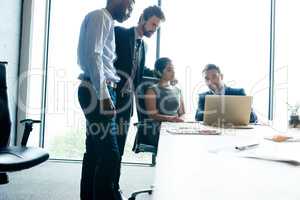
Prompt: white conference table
<box><xmin>151</xmin><ymin>122</ymin><xmax>300</xmax><ymax>200</ymax></box>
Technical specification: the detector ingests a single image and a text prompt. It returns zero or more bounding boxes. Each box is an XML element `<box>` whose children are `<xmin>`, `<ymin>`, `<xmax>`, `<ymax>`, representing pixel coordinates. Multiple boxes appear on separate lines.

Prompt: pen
<box><xmin>235</xmin><ymin>143</ymin><xmax>259</xmax><ymax>151</ymax></box>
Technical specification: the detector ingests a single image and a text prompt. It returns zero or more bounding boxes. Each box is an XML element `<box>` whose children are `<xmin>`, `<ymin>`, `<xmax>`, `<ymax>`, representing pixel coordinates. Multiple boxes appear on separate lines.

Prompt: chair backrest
<box><xmin>133</xmin><ymin>76</ymin><xmax>160</xmax><ymax>154</ymax></box>
<box><xmin>0</xmin><ymin>62</ymin><xmax>8</xmax><ymax>88</ymax></box>
<box><xmin>0</xmin><ymin>61</ymin><xmax>11</xmax><ymax>147</ymax></box>
<box><xmin>135</xmin><ymin>76</ymin><xmax>159</xmax><ymax>122</ymax></box>
<box><xmin>0</xmin><ymin>62</ymin><xmax>48</xmax><ymax>175</ymax></box>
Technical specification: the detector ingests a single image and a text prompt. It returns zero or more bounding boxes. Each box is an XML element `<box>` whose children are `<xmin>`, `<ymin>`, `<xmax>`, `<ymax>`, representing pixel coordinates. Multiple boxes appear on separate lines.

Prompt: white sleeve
<box><xmin>85</xmin><ymin>13</ymin><xmax>110</xmax><ymax>100</ymax></box>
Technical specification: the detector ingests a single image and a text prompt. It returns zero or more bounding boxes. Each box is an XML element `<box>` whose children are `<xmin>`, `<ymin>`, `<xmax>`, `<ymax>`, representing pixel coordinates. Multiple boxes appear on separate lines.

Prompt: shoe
<box><xmin>116</xmin><ymin>189</ymin><xmax>127</xmax><ymax>200</ymax></box>
<box><xmin>0</xmin><ymin>173</ymin><xmax>9</xmax><ymax>185</ymax></box>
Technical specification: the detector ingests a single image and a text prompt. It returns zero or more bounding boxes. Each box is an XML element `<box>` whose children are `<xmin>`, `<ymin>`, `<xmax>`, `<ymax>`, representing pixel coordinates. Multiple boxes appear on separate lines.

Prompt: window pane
<box><xmin>288</xmin><ymin>1</ymin><xmax>300</xmax><ymax>106</ymax></box>
<box><xmin>44</xmin><ymin>0</ymin><xmax>105</xmax><ymax>160</ymax></box>
<box><xmin>273</xmin><ymin>0</ymin><xmax>288</xmax><ymax>130</ymax></box>
<box><xmin>161</xmin><ymin>0</ymin><xmax>271</xmax><ymax>122</ymax></box>
<box><xmin>275</xmin><ymin>0</ymin><xmax>300</xmax><ymax>129</ymax></box>
<box><xmin>26</xmin><ymin>0</ymin><xmax>47</xmax><ymax>147</ymax></box>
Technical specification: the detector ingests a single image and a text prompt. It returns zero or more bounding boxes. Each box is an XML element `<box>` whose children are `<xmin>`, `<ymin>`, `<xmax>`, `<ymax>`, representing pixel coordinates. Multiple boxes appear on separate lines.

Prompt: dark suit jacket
<box><xmin>114</xmin><ymin>27</ymin><xmax>155</xmax><ymax>155</ymax></box>
<box><xmin>114</xmin><ymin>26</ymin><xmax>153</xmax><ymax>116</ymax></box>
<box><xmin>195</xmin><ymin>87</ymin><xmax>258</xmax><ymax>123</ymax></box>
<box><xmin>114</xmin><ymin>27</ymin><xmax>154</xmax><ymax>90</ymax></box>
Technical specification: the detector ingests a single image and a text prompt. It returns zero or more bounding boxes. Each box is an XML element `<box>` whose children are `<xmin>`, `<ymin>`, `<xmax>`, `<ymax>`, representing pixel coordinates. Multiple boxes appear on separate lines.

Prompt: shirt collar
<box><xmin>210</xmin><ymin>84</ymin><xmax>225</xmax><ymax>95</ymax></box>
<box><xmin>103</xmin><ymin>8</ymin><xmax>114</xmax><ymax>22</ymax></box>
<box><xmin>134</xmin><ymin>27</ymin><xmax>143</xmax><ymax>40</ymax></box>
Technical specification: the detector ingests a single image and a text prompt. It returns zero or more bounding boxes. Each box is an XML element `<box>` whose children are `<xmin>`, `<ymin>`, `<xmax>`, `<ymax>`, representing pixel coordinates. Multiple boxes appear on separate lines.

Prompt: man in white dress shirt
<box><xmin>77</xmin><ymin>0</ymin><xmax>134</xmax><ymax>199</ymax></box>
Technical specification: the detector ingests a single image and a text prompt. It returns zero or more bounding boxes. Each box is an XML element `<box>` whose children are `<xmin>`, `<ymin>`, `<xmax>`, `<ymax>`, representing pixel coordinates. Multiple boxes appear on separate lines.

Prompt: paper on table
<box><xmin>164</xmin><ymin>122</ymin><xmax>221</xmax><ymax>135</ymax></box>
<box><xmin>166</xmin><ymin>128</ymin><xmax>221</xmax><ymax>135</ymax></box>
<box><xmin>210</xmin><ymin>142</ymin><xmax>300</xmax><ymax>166</ymax></box>
<box><xmin>238</xmin><ymin>145</ymin><xmax>300</xmax><ymax>166</ymax></box>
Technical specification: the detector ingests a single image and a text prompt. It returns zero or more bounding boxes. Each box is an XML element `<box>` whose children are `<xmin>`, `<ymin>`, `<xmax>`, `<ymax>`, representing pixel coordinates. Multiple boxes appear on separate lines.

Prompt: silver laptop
<box><xmin>203</xmin><ymin>95</ymin><xmax>252</xmax><ymax>127</ymax></box>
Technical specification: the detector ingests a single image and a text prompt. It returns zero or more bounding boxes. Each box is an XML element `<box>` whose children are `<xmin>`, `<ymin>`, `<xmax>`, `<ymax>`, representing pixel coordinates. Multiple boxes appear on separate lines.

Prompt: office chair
<box><xmin>129</xmin><ymin>76</ymin><xmax>160</xmax><ymax>200</ymax></box>
<box><xmin>0</xmin><ymin>61</ymin><xmax>49</xmax><ymax>184</ymax></box>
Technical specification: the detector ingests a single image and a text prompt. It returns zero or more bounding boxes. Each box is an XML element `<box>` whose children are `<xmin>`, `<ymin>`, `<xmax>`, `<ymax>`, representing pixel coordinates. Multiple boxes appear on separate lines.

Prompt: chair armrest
<box><xmin>20</xmin><ymin>119</ymin><xmax>41</xmax><ymax>146</ymax></box>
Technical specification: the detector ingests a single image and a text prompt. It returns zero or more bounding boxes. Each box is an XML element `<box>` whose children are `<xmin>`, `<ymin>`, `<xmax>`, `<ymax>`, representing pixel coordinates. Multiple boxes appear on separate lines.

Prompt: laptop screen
<box><xmin>203</xmin><ymin>95</ymin><xmax>252</xmax><ymax>126</ymax></box>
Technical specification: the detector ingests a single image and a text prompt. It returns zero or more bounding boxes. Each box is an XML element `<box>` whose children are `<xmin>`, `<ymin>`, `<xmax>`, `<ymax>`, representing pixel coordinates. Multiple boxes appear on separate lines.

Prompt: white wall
<box><xmin>0</xmin><ymin>0</ymin><xmax>23</xmax><ymax>143</ymax></box>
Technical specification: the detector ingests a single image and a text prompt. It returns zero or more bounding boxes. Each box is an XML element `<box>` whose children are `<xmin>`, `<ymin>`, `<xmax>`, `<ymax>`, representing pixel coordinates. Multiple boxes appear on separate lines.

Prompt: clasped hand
<box><xmin>100</xmin><ymin>98</ymin><xmax>116</xmax><ymax>119</ymax></box>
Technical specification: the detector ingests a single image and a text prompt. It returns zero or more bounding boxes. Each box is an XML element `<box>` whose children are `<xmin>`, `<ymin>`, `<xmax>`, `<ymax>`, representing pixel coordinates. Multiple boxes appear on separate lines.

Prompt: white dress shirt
<box><xmin>210</xmin><ymin>84</ymin><xmax>225</xmax><ymax>95</ymax></box>
<box><xmin>77</xmin><ymin>8</ymin><xmax>120</xmax><ymax>100</ymax></box>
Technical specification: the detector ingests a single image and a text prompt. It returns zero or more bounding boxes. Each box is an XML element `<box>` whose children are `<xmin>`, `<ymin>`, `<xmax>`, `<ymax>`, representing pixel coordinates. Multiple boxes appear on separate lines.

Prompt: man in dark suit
<box><xmin>114</xmin><ymin>5</ymin><xmax>165</xmax><ymax>157</ymax></box>
<box><xmin>195</xmin><ymin>64</ymin><xmax>258</xmax><ymax>123</ymax></box>
<box><xmin>113</xmin><ymin>5</ymin><xmax>165</xmax><ymax>192</ymax></box>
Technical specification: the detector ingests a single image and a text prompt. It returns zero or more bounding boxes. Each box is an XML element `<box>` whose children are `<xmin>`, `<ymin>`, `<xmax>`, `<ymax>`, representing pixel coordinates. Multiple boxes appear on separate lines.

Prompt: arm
<box><xmin>178</xmin><ymin>93</ymin><xmax>185</xmax><ymax>118</ymax></box>
<box><xmin>249</xmin><ymin>109</ymin><xmax>258</xmax><ymax>123</ymax></box>
<box><xmin>195</xmin><ymin>94</ymin><xmax>205</xmax><ymax>121</ymax></box>
<box><xmin>86</xmin><ymin>13</ymin><xmax>115</xmax><ymax>115</ymax></box>
<box><xmin>145</xmin><ymin>88</ymin><xmax>183</xmax><ymax>122</ymax></box>
<box><xmin>239</xmin><ymin>89</ymin><xmax>258</xmax><ymax>123</ymax></box>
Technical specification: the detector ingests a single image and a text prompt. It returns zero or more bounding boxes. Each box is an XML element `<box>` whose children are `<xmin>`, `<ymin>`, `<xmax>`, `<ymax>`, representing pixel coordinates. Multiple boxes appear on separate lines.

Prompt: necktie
<box><xmin>133</xmin><ymin>39</ymin><xmax>142</xmax><ymax>72</ymax></box>
<box><xmin>121</xmin><ymin>39</ymin><xmax>142</xmax><ymax>95</ymax></box>
<box><xmin>136</xmin><ymin>39</ymin><xmax>142</xmax><ymax>49</ymax></box>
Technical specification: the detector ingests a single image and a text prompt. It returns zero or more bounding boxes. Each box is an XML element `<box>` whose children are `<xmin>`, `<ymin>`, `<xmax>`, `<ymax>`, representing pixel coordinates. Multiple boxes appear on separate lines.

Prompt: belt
<box><xmin>80</xmin><ymin>76</ymin><xmax>117</xmax><ymax>89</ymax></box>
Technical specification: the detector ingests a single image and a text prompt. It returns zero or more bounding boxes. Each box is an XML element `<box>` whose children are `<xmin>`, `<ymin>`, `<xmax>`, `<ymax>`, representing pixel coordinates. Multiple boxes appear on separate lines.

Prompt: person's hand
<box><xmin>169</xmin><ymin>116</ymin><xmax>184</xmax><ymax>122</ymax></box>
<box><xmin>100</xmin><ymin>98</ymin><xmax>116</xmax><ymax>119</ymax></box>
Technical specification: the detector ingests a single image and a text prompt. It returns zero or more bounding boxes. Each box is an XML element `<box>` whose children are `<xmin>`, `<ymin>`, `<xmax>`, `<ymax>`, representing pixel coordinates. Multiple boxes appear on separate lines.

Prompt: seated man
<box><xmin>195</xmin><ymin>64</ymin><xmax>257</xmax><ymax>123</ymax></box>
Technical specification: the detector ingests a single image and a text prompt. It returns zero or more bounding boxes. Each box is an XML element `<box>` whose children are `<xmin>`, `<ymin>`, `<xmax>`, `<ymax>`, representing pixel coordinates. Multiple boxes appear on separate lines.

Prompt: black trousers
<box><xmin>115</xmin><ymin>91</ymin><xmax>133</xmax><ymax>157</ymax></box>
<box><xmin>78</xmin><ymin>81</ymin><xmax>120</xmax><ymax>200</ymax></box>
<box><xmin>114</xmin><ymin>91</ymin><xmax>134</xmax><ymax>190</ymax></box>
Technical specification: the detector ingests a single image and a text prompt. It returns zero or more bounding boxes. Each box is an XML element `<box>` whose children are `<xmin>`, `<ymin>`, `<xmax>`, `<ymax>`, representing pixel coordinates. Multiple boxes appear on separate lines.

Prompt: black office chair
<box><xmin>0</xmin><ymin>61</ymin><xmax>49</xmax><ymax>184</ymax></box>
<box><xmin>129</xmin><ymin>76</ymin><xmax>160</xmax><ymax>200</ymax></box>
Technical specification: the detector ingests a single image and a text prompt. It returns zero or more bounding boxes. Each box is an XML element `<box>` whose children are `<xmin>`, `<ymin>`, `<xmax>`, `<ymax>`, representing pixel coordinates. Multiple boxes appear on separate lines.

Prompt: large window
<box><xmin>24</xmin><ymin>0</ymin><xmax>295</xmax><ymax>161</ymax></box>
<box><xmin>161</xmin><ymin>0</ymin><xmax>271</xmax><ymax>122</ymax></box>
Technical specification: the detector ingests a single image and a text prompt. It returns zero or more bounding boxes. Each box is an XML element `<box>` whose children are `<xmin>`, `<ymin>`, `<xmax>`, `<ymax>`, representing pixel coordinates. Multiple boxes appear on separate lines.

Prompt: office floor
<box><xmin>0</xmin><ymin>161</ymin><xmax>155</xmax><ymax>200</ymax></box>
